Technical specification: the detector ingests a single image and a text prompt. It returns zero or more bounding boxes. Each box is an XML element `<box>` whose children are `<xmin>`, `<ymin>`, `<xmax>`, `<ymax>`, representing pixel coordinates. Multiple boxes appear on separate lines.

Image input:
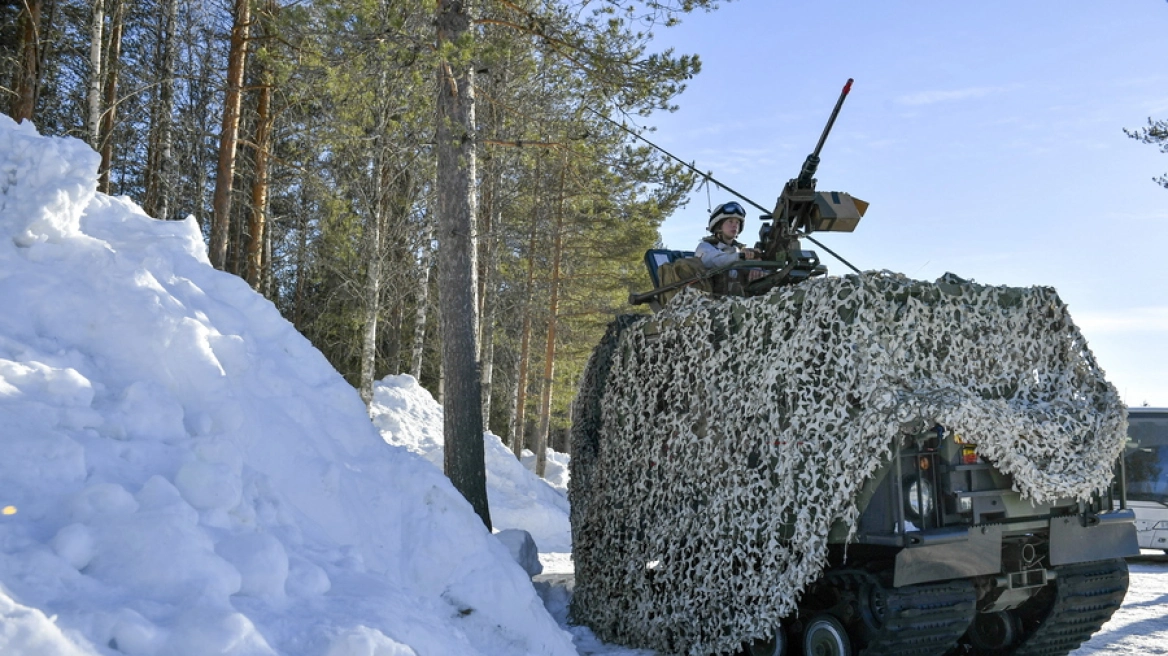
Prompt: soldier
<box><xmin>695</xmin><ymin>201</ymin><xmax>760</xmax><ymax>294</ymax></box>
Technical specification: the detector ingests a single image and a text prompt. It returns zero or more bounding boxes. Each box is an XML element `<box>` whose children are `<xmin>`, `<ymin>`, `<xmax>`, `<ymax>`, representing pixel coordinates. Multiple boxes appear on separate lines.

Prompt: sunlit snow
<box><xmin>0</xmin><ymin>114</ymin><xmax>573</xmax><ymax>656</ymax></box>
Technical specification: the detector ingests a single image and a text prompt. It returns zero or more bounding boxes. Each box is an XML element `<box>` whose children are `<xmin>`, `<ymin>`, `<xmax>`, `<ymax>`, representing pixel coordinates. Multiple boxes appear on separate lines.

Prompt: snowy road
<box><xmin>537</xmin><ymin>552</ymin><xmax>1168</xmax><ymax>656</ymax></box>
<box><xmin>1072</xmin><ymin>552</ymin><xmax>1168</xmax><ymax>656</ymax></box>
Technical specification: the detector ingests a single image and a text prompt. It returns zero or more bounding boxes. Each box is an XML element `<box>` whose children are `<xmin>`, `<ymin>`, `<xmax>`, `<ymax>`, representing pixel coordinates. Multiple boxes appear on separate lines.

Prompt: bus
<box><xmin>1124</xmin><ymin>407</ymin><xmax>1168</xmax><ymax>553</ymax></box>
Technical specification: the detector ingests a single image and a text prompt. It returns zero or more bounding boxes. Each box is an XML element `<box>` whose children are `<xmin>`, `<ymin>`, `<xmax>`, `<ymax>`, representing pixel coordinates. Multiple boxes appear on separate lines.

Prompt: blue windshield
<box><xmin>1125</xmin><ymin>411</ymin><xmax>1168</xmax><ymax>503</ymax></box>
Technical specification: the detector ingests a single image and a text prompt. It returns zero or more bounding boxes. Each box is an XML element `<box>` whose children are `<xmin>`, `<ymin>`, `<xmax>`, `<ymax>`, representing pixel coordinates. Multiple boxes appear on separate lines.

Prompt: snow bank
<box><xmin>370</xmin><ymin>375</ymin><xmax>573</xmax><ymax>553</ymax></box>
<box><xmin>0</xmin><ymin>114</ymin><xmax>574</xmax><ymax>655</ymax></box>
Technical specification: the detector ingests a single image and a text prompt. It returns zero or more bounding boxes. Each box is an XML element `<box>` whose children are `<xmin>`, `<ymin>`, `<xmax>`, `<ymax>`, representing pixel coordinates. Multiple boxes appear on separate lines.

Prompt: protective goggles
<box><xmin>713</xmin><ymin>202</ymin><xmax>746</xmax><ymax>218</ymax></box>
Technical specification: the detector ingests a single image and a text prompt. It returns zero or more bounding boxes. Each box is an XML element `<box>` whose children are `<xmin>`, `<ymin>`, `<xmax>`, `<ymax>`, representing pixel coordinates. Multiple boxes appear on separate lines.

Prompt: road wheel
<box><xmin>858</xmin><ymin>579</ymin><xmax>889</xmax><ymax>637</ymax></box>
<box><xmin>968</xmin><ymin>611</ymin><xmax>1020</xmax><ymax>652</ymax></box>
<box><xmin>802</xmin><ymin>614</ymin><xmax>851</xmax><ymax>656</ymax></box>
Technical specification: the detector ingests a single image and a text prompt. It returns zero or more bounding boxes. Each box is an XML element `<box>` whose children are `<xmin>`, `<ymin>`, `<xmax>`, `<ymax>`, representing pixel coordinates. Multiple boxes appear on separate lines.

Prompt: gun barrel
<box><xmin>795</xmin><ymin>78</ymin><xmax>854</xmax><ymax>191</ymax></box>
<box><xmin>812</xmin><ymin>78</ymin><xmax>853</xmax><ymax>159</ymax></box>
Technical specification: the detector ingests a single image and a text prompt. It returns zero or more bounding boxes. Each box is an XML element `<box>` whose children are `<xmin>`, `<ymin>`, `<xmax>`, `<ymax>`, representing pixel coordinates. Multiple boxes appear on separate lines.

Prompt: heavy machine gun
<box><xmin>747</xmin><ymin>78</ymin><xmax>868</xmax><ymax>294</ymax></box>
<box><xmin>628</xmin><ymin>79</ymin><xmax>869</xmax><ymax>306</ymax></box>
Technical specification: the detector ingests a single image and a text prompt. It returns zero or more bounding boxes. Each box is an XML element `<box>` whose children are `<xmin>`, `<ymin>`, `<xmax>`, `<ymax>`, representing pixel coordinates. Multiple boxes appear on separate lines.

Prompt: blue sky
<box><xmin>645</xmin><ymin>0</ymin><xmax>1168</xmax><ymax>406</ymax></box>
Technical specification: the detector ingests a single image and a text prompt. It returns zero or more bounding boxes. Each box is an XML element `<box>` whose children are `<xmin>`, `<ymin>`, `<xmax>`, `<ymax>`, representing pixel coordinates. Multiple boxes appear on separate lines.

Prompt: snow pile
<box><xmin>523</xmin><ymin>449</ymin><xmax>571</xmax><ymax>494</ymax></box>
<box><xmin>370</xmin><ymin>375</ymin><xmax>572</xmax><ymax>553</ymax></box>
<box><xmin>0</xmin><ymin>114</ymin><xmax>574</xmax><ymax>655</ymax></box>
<box><xmin>570</xmin><ymin>274</ymin><xmax>1126</xmax><ymax>655</ymax></box>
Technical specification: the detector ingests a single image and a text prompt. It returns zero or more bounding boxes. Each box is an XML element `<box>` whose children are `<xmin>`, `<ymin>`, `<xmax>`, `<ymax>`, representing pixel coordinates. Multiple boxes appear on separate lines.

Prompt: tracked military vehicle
<box><xmin>568</xmin><ymin>81</ymin><xmax>1138</xmax><ymax>656</ymax></box>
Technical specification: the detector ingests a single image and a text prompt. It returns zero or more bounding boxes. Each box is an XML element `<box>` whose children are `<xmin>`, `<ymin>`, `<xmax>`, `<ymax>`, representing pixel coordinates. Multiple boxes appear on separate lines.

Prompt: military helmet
<box><xmin>707</xmin><ymin>201</ymin><xmax>747</xmax><ymax>233</ymax></box>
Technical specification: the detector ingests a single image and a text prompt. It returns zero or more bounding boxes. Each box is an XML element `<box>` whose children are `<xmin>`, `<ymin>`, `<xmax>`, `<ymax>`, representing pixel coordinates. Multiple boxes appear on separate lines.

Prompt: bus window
<box><xmin>1124</xmin><ymin>407</ymin><xmax>1168</xmax><ymax>552</ymax></box>
<box><xmin>1126</xmin><ymin>408</ymin><xmax>1168</xmax><ymax>502</ymax></box>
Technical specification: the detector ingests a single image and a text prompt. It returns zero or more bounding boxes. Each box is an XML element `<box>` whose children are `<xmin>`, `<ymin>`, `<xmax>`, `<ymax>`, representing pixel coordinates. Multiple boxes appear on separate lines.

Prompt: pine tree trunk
<box><xmin>11</xmin><ymin>0</ymin><xmax>42</xmax><ymax>122</ymax></box>
<box><xmin>471</xmin><ymin>115</ymin><xmax>499</xmax><ymax>429</ymax></box>
<box><xmin>533</xmin><ymin>161</ymin><xmax>567</xmax><ymax>478</ymax></box>
<box><xmin>477</xmin><ymin>173</ymin><xmax>496</xmax><ymax>429</ymax></box>
<box><xmin>247</xmin><ymin>72</ymin><xmax>273</xmax><ymax>288</ymax></box>
<box><xmin>476</xmin><ymin>177</ymin><xmax>493</xmax><ymax>336</ymax></box>
<box><xmin>383</xmin><ymin>303</ymin><xmax>402</xmax><ymax>375</ymax></box>
<box><xmin>226</xmin><ymin>191</ymin><xmax>246</xmax><ymax>276</ymax></box>
<box><xmin>480</xmin><ymin>261</ymin><xmax>497</xmax><ymax>431</ymax></box>
<box><xmin>511</xmin><ymin>314</ymin><xmax>532</xmax><ymax>457</ymax></box>
<box><xmin>435</xmin><ymin>0</ymin><xmax>490</xmax><ymax>528</ymax></box>
<box><xmin>144</xmin><ymin>0</ymin><xmax>179</xmax><ymax>219</ymax></box>
<box><xmin>510</xmin><ymin>202</ymin><xmax>541</xmax><ymax>460</ymax></box>
<box><xmin>292</xmin><ymin>187</ymin><xmax>309</xmax><ymax>328</ymax></box>
<box><xmin>505</xmin><ymin>364</ymin><xmax>522</xmax><ymax>453</ymax></box>
<box><xmin>410</xmin><ymin>221</ymin><xmax>435</xmax><ymax>380</ymax></box>
<box><xmin>359</xmin><ymin>193</ymin><xmax>383</xmax><ymax>405</ymax></box>
<box><xmin>98</xmin><ymin>0</ymin><xmax>124</xmax><ymax>193</ymax></box>
<box><xmin>210</xmin><ymin>0</ymin><xmax>251</xmax><ymax>270</ymax></box>
<box><xmin>86</xmin><ymin>0</ymin><xmax>105</xmax><ymax>147</ymax></box>
<box><xmin>261</xmin><ymin>219</ymin><xmax>273</xmax><ymax>296</ymax></box>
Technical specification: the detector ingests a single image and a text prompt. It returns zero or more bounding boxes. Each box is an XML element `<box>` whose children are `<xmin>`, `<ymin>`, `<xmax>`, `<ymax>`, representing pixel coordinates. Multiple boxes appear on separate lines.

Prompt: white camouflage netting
<box><xmin>568</xmin><ymin>271</ymin><xmax>1127</xmax><ymax>656</ymax></box>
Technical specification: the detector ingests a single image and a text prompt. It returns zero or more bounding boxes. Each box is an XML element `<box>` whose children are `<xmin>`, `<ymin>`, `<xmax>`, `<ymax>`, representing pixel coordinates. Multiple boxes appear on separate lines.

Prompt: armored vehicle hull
<box><xmin>569</xmin><ymin>273</ymin><xmax>1138</xmax><ymax>656</ymax></box>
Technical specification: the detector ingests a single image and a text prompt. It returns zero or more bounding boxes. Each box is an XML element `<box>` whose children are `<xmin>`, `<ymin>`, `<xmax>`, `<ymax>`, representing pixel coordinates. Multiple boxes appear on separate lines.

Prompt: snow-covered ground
<box><xmin>0</xmin><ymin>114</ymin><xmax>574</xmax><ymax>655</ymax></box>
<box><xmin>1</xmin><ymin>114</ymin><xmax>1166</xmax><ymax>656</ymax></box>
<box><xmin>1071</xmin><ymin>554</ymin><xmax>1168</xmax><ymax>656</ymax></box>
<box><xmin>368</xmin><ymin>375</ymin><xmax>572</xmax><ymax>555</ymax></box>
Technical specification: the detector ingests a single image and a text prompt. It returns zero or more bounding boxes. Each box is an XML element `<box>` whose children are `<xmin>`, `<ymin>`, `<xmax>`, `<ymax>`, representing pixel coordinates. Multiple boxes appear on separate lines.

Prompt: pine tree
<box><xmin>0</xmin><ymin>0</ymin><xmax>730</xmax><ymax>498</ymax></box>
<box><xmin>436</xmin><ymin>0</ymin><xmax>491</xmax><ymax>527</ymax></box>
<box><xmin>209</xmin><ymin>0</ymin><xmax>251</xmax><ymax>270</ymax></box>
<box><xmin>1125</xmin><ymin>118</ymin><xmax>1168</xmax><ymax>189</ymax></box>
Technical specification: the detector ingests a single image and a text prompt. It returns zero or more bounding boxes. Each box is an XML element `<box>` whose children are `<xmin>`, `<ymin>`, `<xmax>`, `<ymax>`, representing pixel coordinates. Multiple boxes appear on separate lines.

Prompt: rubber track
<box><xmin>826</xmin><ymin>571</ymin><xmax>977</xmax><ymax>656</ymax></box>
<box><xmin>1007</xmin><ymin>558</ymin><xmax>1129</xmax><ymax>656</ymax></box>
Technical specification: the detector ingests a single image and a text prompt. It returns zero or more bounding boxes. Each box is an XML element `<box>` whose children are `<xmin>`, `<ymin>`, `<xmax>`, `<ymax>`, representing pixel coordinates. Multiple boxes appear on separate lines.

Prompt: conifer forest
<box><xmin>1</xmin><ymin>0</ymin><xmax>719</xmax><ymax>461</ymax></box>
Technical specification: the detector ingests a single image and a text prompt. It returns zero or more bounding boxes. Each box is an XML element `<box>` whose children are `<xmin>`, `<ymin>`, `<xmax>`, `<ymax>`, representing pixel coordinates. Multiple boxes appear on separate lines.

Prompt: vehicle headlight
<box><xmin>905</xmin><ymin>477</ymin><xmax>935</xmax><ymax>519</ymax></box>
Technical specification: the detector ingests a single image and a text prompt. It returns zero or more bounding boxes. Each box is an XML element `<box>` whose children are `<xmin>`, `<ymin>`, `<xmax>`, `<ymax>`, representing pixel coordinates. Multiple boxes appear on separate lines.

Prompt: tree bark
<box><xmin>11</xmin><ymin>0</ymin><xmax>42</xmax><ymax>122</ymax></box>
<box><xmin>144</xmin><ymin>0</ymin><xmax>179</xmax><ymax>219</ymax></box>
<box><xmin>533</xmin><ymin>160</ymin><xmax>567</xmax><ymax>478</ymax></box>
<box><xmin>383</xmin><ymin>303</ymin><xmax>402</xmax><ymax>375</ymax></box>
<box><xmin>510</xmin><ymin>202</ymin><xmax>540</xmax><ymax>460</ymax></box>
<box><xmin>261</xmin><ymin>215</ymin><xmax>273</xmax><ymax>296</ymax></box>
<box><xmin>505</xmin><ymin>361</ymin><xmax>522</xmax><ymax>454</ymax></box>
<box><xmin>98</xmin><ymin>0</ymin><xmax>124</xmax><ymax>193</ymax></box>
<box><xmin>292</xmin><ymin>184</ymin><xmax>310</xmax><ymax>328</ymax></box>
<box><xmin>210</xmin><ymin>0</ymin><xmax>251</xmax><ymax>270</ymax></box>
<box><xmin>358</xmin><ymin>184</ymin><xmax>383</xmax><ymax>405</ymax></box>
<box><xmin>410</xmin><ymin>220</ymin><xmax>435</xmax><ymax>380</ymax></box>
<box><xmin>511</xmin><ymin>313</ymin><xmax>532</xmax><ymax>457</ymax></box>
<box><xmin>477</xmin><ymin>164</ymin><xmax>496</xmax><ymax>429</ymax></box>
<box><xmin>476</xmin><ymin>186</ymin><xmax>492</xmax><ymax>330</ymax></box>
<box><xmin>247</xmin><ymin>70</ymin><xmax>273</xmax><ymax>288</ymax></box>
<box><xmin>86</xmin><ymin>0</ymin><xmax>105</xmax><ymax>147</ymax></box>
<box><xmin>479</xmin><ymin>264</ymin><xmax>497</xmax><ymax>431</ymax></box>
<box><xmin>435</xmin><ymin>0</ymin><xmax>490</xmax><ymax>528</ymax></box>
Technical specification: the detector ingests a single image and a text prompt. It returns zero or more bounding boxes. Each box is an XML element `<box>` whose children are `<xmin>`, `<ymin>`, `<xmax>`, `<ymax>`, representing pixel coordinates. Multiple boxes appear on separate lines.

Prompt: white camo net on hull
<box><xmin>568</xmin><ymin>272</ymin><xmax>1126</xmax><ymax>656</ymax></box>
